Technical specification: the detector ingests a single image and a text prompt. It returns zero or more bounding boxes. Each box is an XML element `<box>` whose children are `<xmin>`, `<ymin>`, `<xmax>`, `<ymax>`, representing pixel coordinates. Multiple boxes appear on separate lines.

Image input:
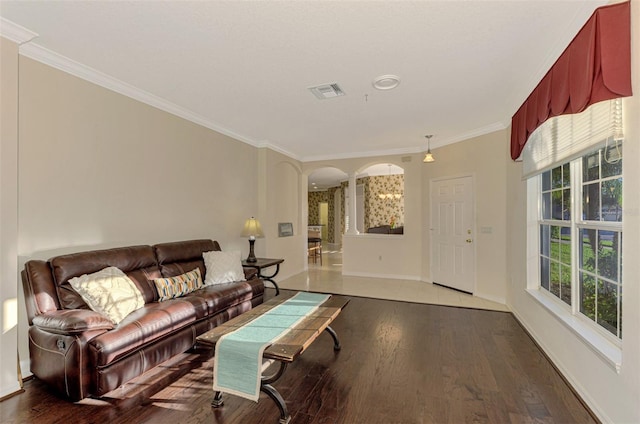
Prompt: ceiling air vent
<box><xmin>308</xmin><ymin>83</ymin><xmax>345</xmax><ymax>100</ymax></box>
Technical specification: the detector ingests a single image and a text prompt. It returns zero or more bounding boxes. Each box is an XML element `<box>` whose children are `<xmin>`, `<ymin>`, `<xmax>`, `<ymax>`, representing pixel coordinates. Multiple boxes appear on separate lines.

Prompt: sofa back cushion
<box><xmin>50</xmin><ymin>245</ymin><xmax>160</xmax><ymax>308</ymax></box>
<box><xmin>153</xmin><ymin>239</ymin><xmax>219</xmax><ymax>281</ymax></box>
<box><xmin>368</xmin><ymin>225</ymin><xmax>391</xmax><ymax>234</ymax></box>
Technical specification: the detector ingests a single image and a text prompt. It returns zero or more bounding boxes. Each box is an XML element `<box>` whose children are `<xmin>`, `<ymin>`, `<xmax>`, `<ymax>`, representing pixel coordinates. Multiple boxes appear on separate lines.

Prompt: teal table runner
<box><xmin>213</xmin><ymin>292</ymin><xmax>330</xmax><ymax>401</ymax></box>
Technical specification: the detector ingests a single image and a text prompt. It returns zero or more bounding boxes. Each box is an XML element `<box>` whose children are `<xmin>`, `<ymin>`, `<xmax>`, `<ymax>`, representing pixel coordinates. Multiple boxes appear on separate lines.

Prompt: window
<box><xmin>536</xmin><ymin>145</ymin><xmax>623</xmax><ymax>338</ymax></box>
<box><xmin>578</xmin><ymin>147</ymin><xmax>622</xmax><ymax>338</ymax></box>
<box><xmin>525</xmin><ymin>98</ymin><xmax>624</xmax><ymax>342</ymax></box>
<box><xmin>539</xmin><ymin>164</ymin><xmax>572</xmax><ymax>305</ymax></box>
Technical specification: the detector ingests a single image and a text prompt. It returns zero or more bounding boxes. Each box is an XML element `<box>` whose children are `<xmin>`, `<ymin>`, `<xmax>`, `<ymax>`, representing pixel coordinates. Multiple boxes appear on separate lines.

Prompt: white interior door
<box><xmin>430</xmin><ymin>176</ymin><xmax>475</xmax><ymax>294</ymax></box>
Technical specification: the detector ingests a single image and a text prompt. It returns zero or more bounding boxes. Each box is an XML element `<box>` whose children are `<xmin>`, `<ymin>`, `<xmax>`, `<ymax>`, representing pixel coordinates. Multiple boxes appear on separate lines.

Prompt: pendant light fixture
<box><xmin>423</xmin><ymin>135</ymin><xmax>435</xmax><ymax>163</ymax></box>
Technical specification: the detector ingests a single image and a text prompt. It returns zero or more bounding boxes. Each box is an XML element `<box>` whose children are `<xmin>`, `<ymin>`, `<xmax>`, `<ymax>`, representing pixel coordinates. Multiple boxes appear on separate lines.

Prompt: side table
<box><xmin>242</xmin><ymin>258</ymin><xmax>284</xmax><ymax>296</ymax></box>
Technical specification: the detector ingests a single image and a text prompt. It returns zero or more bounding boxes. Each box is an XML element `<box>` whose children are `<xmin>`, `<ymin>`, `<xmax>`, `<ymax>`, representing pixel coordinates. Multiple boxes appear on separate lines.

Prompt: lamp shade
<box><xmin>423</xmin><ymin>134</ymin><xmax>435</xmax><ymax>162</ymax></box>
<box><xmin>241</xmin><ymin>217</ymin><xmax>264</xmax><ymax>239</ymax></box>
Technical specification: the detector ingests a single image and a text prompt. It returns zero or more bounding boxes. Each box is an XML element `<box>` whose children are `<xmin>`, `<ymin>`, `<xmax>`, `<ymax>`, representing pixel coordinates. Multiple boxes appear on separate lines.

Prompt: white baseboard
<box><xmin>510</xmin><ymin>309</ymin><xmax>610</xmax><ymax>424</ymax></box>
<box><xmin>341</xmin><ymin>271</ymin><xmax>422</xmax><ymax>281</ymax></box>
<box><xmin>0</xmin><ymin>381</ymin><xmax>23</xmax><ymax>399</ymax></box>
<box><xmin>20</xmin><ymin>359</ymin><xmax>31</xmax><ymax>379</ymax></box>
<box><xmin>474</xmin><ymin>292</ymin><xmax>507</xmax><ymax>305</ymax></box>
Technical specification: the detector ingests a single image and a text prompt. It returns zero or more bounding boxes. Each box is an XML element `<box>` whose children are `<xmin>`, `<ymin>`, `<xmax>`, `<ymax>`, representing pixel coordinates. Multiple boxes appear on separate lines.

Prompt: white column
<box><xmin>346</xmin><ymin>173</ymin><xmax>359</xmax><ymax>235</ymax></box>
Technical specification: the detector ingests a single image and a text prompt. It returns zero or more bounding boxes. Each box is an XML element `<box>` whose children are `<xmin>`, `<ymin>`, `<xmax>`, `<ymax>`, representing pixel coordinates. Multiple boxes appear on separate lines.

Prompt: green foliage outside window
<box><xmin>579</xmin><ymin>229</ymin><xmax>621</xmax><ymax>337</ymax></box>
<box><xmin>540</xmin><ymin>145</ymin><xmax>622</xmax><ymax>339</ymax></box>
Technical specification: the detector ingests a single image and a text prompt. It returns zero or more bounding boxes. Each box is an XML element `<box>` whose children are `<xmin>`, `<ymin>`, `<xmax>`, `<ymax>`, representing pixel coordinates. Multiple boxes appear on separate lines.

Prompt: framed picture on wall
<box><xmin>278</xmin><ymin>222</ymin><xmax>293</xmax><ymax>237</ymax></box>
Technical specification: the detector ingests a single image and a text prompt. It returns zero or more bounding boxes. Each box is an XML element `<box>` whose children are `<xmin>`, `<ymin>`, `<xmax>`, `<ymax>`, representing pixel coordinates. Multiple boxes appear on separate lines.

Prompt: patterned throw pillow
<box><xmin>203</xmin><ymin>250</ymin><xmax>246</xmax><ymax>286</ymax></box>
<box><xmin>153</xmin><ymin>268</ymin><xmax>204</xmax><ymax>301</ymax></box>
<box><xmin>69</xmin><ymin>266</ymin><xmax>145</xmax><ymax>325</ymax></box>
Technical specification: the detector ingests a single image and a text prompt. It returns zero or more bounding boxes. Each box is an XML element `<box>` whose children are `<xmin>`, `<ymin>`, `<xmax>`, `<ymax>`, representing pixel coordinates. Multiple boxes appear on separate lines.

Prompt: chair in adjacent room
<box><xmin>307</xmin><ymin>230</ymin><xmax>322</xmax><ymax>265</ymax></box>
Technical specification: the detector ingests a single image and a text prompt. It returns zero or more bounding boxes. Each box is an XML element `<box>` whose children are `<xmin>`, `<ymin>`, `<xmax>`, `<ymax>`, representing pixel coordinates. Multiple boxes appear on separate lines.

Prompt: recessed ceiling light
<box><xmin>372</xmin><ymin>75</ymin><xmax>400</xmax><ymax>90</ymax></box>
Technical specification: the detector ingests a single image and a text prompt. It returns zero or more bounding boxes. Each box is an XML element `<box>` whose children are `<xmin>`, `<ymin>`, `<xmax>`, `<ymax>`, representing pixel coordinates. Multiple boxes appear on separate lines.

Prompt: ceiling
<box><xmin>0</xmin><ymin>0</ymin><xmax>608</xmax><ymax>166</ymax></box>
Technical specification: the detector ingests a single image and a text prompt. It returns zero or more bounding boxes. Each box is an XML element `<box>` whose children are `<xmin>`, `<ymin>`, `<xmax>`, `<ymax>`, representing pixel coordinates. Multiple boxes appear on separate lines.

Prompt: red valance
<box><xmin>510</xmin><ymin>1</ymin><xmax>632</xmax><ymax>160</ymax></box>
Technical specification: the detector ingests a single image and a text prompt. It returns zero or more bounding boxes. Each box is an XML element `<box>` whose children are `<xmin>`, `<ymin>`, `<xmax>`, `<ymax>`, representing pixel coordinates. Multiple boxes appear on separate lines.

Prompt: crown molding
<box><xmin>301</xmin><ymin>144</ymin><xmax>420</xmax><ymax>163</ymax></box>
<box><xmin>18</xmin><ymin>41</ymin><xmax>262</xmax><ymax>149</ymax></box>
<box><xmin>434</xmin><ymin>121</ymin><xmax>509</xmax><ymax>147</ymax></box>
<box><xmin>257</xmin><ymin>141</ymin><xmax>302</xmax><ymax>161</ymax></box>
<box><xmin>0</xmin><ymin>18</ymin><xmax>38</xmax><ymax>44</ymax></box>
<box><xmin>300</xmin><ymin>120</ymin><xmax>509</xmax><ymax>162</ymax></box>
<box><xmin>7</xmin><ymin>19</ymin><xmax>511</xmax><ymax>164</ymax></box>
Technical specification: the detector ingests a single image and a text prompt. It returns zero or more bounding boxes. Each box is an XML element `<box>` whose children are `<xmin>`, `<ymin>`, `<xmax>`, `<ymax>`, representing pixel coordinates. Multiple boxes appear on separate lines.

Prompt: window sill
<box><xmin>526</xmin><ymin>289</ymin><xmax>621</xmax><ymax>373</ymax></box>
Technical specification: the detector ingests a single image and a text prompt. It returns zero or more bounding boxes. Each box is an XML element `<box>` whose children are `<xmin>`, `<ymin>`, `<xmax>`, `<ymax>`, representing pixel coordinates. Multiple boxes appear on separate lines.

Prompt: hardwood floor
<box><xmin>2</xmin><ymin>291</ymin><xmax>596</xmax><ymax>424</ymax></box>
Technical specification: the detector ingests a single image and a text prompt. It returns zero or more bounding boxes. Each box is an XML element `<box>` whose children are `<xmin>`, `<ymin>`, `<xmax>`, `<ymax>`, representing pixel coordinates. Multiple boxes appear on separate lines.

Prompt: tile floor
<box><xmin>278</xmin><ymin>245</ymin><xmax>510</xmax><ymax>312</ymax></box>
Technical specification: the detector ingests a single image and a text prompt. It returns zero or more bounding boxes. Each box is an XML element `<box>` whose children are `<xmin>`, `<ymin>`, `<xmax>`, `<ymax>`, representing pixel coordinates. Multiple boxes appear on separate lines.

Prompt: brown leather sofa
<box><xmin>367</xmin><ymin>225</ymin><xmax>404</xmax><ymax>234</ymax></box>
<box><xmin>21</xmin><ymin>239</ymin><xmax>264</xmax><ymax>401</ymax></box>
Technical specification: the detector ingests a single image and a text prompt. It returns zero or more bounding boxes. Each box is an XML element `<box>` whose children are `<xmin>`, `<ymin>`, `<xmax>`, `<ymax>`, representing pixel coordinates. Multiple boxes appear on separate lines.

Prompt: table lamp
<box><xmin>241</xmin><ymin>217</ymin><xmax>264</xmax><ymax>263</ymax></box>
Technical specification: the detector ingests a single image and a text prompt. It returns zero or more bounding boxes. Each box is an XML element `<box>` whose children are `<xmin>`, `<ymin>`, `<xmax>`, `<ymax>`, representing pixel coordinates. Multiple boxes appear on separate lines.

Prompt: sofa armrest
<box><xmin>32</xmin><ymin>309</ymin><xmax>114</xmax><ymax>335</ymax></box>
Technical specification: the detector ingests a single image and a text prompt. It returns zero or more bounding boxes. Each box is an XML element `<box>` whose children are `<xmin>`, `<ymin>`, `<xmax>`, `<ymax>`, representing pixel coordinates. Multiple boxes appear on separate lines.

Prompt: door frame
<box><xmin>429</xmin><ymin>173</ymin><xmax>477</xmax><ymax>294</ymax></box>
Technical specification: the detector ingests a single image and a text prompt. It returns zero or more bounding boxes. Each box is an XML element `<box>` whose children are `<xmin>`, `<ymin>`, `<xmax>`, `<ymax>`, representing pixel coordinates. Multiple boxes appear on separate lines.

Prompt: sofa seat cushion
<box><xmin>89</xmin><ymin>298</ymin><xmax>204</xmax><ymax>367</ymax></box>
<box><xmin>189</xmin><ymin>278</ymin><xmax>264</xmax><ymax>315</ymax></box>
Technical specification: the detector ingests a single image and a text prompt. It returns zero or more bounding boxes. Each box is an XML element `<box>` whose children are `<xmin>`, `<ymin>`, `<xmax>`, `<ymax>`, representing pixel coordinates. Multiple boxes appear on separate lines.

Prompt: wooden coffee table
<box><xmin>197</xmin><ymin>293</ymin><xmax>350</xmax><ymax>424</ymax></box>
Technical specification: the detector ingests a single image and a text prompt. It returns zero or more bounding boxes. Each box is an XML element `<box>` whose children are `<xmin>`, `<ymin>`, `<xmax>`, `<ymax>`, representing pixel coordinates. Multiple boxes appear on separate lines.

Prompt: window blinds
<box><xmin>521</xmin><ymin>98</ymin><xmax>622</xmax><ymax>179</ymax></box>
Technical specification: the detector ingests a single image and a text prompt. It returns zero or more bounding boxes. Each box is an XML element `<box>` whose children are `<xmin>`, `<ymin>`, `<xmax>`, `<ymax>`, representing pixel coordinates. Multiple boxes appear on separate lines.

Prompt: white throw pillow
<box><xmin>203</xmin><ymin>250</ymin><xmax>246</xmax><ymax>286</ymax></box>
<box><xmin>69</xmin><ymin>266</ymin><xmax>145</xmax><ymax>324</ymax></box>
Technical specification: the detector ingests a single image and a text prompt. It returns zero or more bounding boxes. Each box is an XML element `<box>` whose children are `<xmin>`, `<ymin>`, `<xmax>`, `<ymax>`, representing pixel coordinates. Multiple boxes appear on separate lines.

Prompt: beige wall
<box><xmin>258</xmin><ymin>148</ymin><xmax>305</xmax><ymax>280</ymax></box>
<box><xmin>0</xmin><ymin>37</ymin><xmax>22</xmax><ymax>398</ymax></box>
<box><xmin>421</xmin><ymin>130</ymin><xmax>509</xmax><ymax>303</ymax></box>
<box><xmin>15</xmin><ymin>56</ymin><xmax>266</xmax><ymax>377</ymax></box>
<box><xmin>305</xmin><ymin>153</ymin><xmax>423</xmax><ymax>280</ymax></box>
<box><xmin>305</xmin><ymin>130</ymin><xmax>509</xmax><ymax>304</ymax></box>
<box><xmin>18</xmin><ymin>57</ymin><xmax>261</xmax><ymax>258</ymax></box>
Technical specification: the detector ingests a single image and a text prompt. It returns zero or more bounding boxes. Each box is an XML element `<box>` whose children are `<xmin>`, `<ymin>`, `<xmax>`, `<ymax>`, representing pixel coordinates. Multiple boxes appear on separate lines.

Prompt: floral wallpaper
<box><xmin>365</xmin><ymin>174</ymin><xmax>404</xmax><ymax>229</ymax></box>
<box><xmin>307</xmin><ymin>190</ymin><xmax>337</xmax><ymax>243</ymax></box>
<box><xmin>307</xmin><ymin>191</ymin><xmax>327</xmax><ymax>226</ymax></box>
<box><xmin>308</xmin><ymin>173</ymin><xmax>404</xmax><ymax>242</ymax></box>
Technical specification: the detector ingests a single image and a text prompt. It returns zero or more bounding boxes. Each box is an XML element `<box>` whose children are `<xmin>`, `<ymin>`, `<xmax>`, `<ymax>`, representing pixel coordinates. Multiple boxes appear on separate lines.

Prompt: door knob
<box><xmin>466</xmin><ymin>238</ymin><xmax>472</xmax><ymax>243</ymax></box>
